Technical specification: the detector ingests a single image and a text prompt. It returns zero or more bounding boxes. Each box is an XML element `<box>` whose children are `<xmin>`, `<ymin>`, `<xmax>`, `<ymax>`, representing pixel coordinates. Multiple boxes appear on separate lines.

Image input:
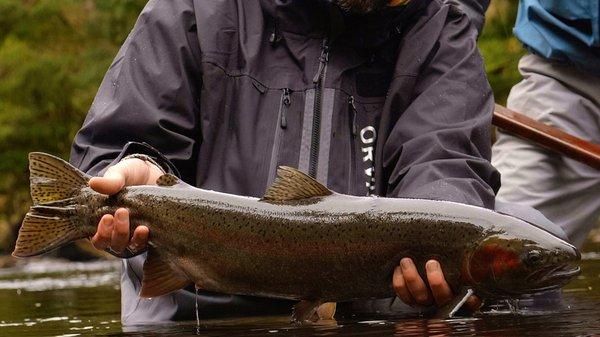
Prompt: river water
<box><xmin>0</xmin><ymin>243</ymin><xmax>599</xmax><ymax>337</ymax></box>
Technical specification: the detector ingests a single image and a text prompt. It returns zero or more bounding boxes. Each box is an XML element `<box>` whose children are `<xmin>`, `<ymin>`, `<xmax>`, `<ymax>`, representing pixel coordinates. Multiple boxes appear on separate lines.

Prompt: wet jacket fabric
<box><xmin>514</xmin><ymin>0</ymin><xmax>600</xmax><ymax>75</ymax></box>
<box><xmin>70</xmin><ymin>0</ymin><xmax>499</xmax><ymax>324</ymax></box>
<box><xmin>446</xmin><ymin>0</ymin><xmax>490</xmax><ymax>33</ymax></box>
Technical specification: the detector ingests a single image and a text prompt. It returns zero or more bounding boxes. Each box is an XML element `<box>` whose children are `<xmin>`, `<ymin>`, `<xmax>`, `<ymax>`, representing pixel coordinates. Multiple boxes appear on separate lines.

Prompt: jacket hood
<box><xmin>259</xmin><ymin>0</ymin><xmax>431</xmax><ymax>49</ymax></box>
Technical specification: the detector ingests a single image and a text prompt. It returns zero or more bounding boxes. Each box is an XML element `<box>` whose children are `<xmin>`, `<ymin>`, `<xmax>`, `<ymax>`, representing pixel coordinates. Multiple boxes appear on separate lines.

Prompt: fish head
<box><xmin>465</xmin><ymin>230</ymin><xmax>581</xmax><ymax>297</ymax></box>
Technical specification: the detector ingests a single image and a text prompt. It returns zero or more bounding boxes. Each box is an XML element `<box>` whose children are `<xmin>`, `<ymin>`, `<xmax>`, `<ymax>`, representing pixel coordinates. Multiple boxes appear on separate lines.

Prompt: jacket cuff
<box><xmin>102</xmin><ymin>142</ymin><xmax>181</xmax><ymax>178</ymax></box>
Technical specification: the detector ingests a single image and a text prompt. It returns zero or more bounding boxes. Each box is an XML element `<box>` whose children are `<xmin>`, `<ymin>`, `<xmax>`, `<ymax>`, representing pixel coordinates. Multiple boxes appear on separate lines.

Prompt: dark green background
<box><xmin>0</xmin><ymin>1</ymin><xmax>524</xmax><ymax>251</ymax></box>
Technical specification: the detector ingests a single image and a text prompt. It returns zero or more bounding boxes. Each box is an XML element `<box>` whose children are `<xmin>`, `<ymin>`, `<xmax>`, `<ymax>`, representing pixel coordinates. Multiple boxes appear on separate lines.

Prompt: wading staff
<box><xmin>493</xmin><ymin>104</ymin><xmax>600</xmax><ymax>170</ymax></box>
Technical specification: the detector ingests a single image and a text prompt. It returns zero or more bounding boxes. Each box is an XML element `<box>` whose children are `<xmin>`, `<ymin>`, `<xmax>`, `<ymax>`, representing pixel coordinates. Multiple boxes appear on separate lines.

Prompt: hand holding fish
<box><xmin>88</xmin><ymin>157</ymin><xmax>163</xmax><ymax>255</ymax></box>
<box><xmin>393</xmin><ymin>258</ymin><xmax>481</xmax><ymax>310</ymax></box>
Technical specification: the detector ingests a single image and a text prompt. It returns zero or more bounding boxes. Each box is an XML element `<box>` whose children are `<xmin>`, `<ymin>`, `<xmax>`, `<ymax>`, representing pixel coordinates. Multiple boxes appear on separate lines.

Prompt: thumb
<box><xmin>89</xmin><ymin>167</ymin><xmax>127</xmax><ymax>195</ymax></box>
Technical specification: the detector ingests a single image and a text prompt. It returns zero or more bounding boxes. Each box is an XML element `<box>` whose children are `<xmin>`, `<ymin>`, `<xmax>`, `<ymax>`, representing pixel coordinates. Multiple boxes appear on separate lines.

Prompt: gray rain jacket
<box><xmin>70</xmin><ymin>0</ymin><xmax>500</xmax><ymax>325</ymax></box>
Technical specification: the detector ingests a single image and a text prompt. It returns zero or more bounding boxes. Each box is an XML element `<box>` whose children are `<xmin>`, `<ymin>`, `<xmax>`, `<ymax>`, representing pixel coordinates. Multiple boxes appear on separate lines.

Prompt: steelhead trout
<box><xmin>13</xmin><ymin>153</ymin><xmax>581</xmax><ymax>321</ymax></box>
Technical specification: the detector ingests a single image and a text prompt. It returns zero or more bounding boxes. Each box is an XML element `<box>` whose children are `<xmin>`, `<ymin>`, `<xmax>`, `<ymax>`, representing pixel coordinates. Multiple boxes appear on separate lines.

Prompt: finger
<box><xmin>393</xmin><ymin>265</ymin><xmax>416</xmax><ymax>306</ymax></box>
<box><xmin>110</xmin><ymin>208</ymin><xmax>130</xmax><ymax>253</ymax></box>
<box><xmin>91</xmin><ymin>214</ymin><xmax>114</xmax><ymax>250</ymax></box>
<box><xmin>400</xmin><ymin>258</ymin><xmax>433</xmax><ymax>306</ymax></box>
<box><xmin>466</xmin><ymin>296</ymin><xmax>482</xmax><ymax>311</ymax></box>
<box><xmin>89</xmin><ymin>166</ymin><xmax>127</xmax><ymax>195</ymax></box>
<box><xmin>426</xmin><ymin>260</ymin><xmax>453</xmax><ymax>307</ymax></box>
<box><xmin>129</xmin><ymin>226</ymin><xmax>149</xmax><ymax>253</ymax></box>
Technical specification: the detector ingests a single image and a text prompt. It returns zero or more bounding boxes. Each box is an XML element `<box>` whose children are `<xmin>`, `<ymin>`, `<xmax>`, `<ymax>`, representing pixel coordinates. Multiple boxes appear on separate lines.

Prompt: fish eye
<box><xmin>526</xmin><ymin>250</ymin><xmax>543</xmax><ymax>266</ymax></box>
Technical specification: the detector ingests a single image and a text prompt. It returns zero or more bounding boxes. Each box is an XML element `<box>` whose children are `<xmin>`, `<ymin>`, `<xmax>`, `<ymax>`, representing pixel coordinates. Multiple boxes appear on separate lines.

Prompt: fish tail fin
<box><xmin>27</xmin><ymin>152</ymin><xmax>91</xmax><ymax>205</ymax></box>
<box><xmin>12</xmin><ymin>153</ymin><xmax>92</xmax><ymax>258</ymax></box>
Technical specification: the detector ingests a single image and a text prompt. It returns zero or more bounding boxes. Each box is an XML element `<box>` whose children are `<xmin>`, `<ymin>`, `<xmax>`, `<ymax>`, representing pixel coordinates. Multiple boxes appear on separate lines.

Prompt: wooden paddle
<box><xmin>493</xmin><ymin>104</ymin><xmax>600</xmax><ymax>170</ymax></box>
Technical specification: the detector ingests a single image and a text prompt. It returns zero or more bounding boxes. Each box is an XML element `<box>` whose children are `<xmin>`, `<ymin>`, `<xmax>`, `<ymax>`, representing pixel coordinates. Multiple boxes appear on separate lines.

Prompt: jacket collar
<box><xmin>259</xmin><ymin>0</ymin><xmax>430</xmax><ymax>49</ymax></box>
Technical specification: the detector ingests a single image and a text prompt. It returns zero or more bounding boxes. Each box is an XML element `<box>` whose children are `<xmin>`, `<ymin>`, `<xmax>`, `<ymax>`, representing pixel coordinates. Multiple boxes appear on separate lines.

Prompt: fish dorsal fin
<box><xmin>156</xmin><ymin>174</ymin><xmax>180</xmax><ymax>187</ymax></box>
<box><xmin>262</xmin><ymin>166</ymin><xmax>332</xmax><ymax>203</ymax></box>
<box><xmin>140</xmin><ymin>247</ymin><xmax>192</xmax><ymax>298</ymax></box>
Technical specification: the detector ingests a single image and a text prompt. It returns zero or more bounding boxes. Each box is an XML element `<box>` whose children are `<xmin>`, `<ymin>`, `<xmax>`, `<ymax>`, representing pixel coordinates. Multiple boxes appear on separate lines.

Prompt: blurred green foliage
<box><xmin>0</xmin><ymin>0</ymin><xmax>147</xmax><ymax>251</ymax></box>
<box><xmin>479</xmin><ymin>0</ymin><xmax>524</xmax><ymax>103</ymax></box>
<box><xmin>0</xmin><ymin>0</ymin><xmax>522</xmax><ymax>252</ymax></box>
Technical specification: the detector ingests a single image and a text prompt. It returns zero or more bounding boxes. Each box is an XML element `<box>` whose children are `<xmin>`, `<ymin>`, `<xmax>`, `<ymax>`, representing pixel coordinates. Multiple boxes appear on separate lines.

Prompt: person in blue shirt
<box><xmin>453</xmin><ymin>0</ymin><xmax>599</xmax><ymax>313</ymax></box>
<box><xmin>491</xmin><ymin>0</ymin><xmax>600</xmax><ymax>249</ymax></box>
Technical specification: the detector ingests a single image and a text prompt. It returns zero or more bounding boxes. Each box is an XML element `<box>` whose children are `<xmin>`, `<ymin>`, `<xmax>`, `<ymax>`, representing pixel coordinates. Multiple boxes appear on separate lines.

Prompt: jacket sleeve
<box><xmin>445</xmin><ymin>0</ymin><xmax>490</xmax><ymax>34</ymax></box>
<box><xmin>381</xmin><ymin>4</ymin><xmax>500</xmax><ymax>209</ymax></box>
<box><xmin>69</xmin><ymin>0</ymin><xmax>202</xmax><ymax>183</ymax></box>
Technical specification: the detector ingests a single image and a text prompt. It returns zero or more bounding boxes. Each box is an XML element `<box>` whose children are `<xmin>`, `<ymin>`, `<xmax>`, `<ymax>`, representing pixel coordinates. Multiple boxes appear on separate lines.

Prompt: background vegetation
<box><xmin>0</xmin><ymin>1</ymin><xmax>524</xmax><ymax>252</ymax></box>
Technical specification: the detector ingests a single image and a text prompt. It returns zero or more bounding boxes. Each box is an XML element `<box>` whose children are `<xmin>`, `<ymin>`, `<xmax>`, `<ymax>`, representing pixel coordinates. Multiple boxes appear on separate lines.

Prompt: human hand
<box><xmin>89</xmin><ymin>157</ymin><xmax>164</xmax><ymax>255</ymax></box>
<box><xmin>393</xmin><ymin>258</ymin><xmax>481</xmax><ymax>310</ymax></box>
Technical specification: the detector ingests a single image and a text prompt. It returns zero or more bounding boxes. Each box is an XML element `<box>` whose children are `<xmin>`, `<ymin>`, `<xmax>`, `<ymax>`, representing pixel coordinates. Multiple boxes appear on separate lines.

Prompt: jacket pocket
<box><xmin>347</xmin><ymin>96</ymin><xmax>358</xmax><ymax>195</ymax></box>
<box><xmin>267</xmin><ymin>88</ymin><xmax>292</xmax><ymax>186</ymax></box>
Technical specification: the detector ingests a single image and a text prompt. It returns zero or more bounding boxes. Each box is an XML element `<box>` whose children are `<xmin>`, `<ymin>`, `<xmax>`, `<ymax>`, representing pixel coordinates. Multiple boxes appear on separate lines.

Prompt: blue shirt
<box><xmin>514</xmin><ymin>0</ymin><xmax>600</xmax><ymax>75</ymax></box>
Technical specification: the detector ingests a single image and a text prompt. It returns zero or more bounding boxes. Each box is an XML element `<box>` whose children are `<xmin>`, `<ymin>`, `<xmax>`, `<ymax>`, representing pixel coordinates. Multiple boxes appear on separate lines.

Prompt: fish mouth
<box><xmin>526</xmin><ymin>264</ymin><xmax>581</xmax><ymax>293</ymax></box>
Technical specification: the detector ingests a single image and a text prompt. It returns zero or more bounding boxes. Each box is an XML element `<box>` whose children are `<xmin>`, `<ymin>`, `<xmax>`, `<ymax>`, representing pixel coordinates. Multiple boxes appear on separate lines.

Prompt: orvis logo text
<box><xmin>360</xmin><ymin>126</ymin><xmax>376</xmax><ymax>194</ymax></box>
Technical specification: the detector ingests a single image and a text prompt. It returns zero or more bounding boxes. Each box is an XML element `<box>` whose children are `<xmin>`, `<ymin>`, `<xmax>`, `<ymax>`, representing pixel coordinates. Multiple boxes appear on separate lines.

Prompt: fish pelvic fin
<box><xmin>262</xmin><ymin>166</ymin><xmax>333</xmax><ymax>204</ymax></box>
<box><xmin>13</xmin><ymin>153</ymin><xmax>92</xmax><ymax>258</ymax></box>
<box><xmin>316</xmin><ymin>302</ymin><xmax>337</xmax><ymax>321</ymax></box>
<box><xmin>292</xmin><ymin>300</ymin><xmax>336</xmax><ymax>324</ymax></box>
<box><xmin>140</xmin><ymin>247</ymin><xmax>192</xmax><ymax>298</ymax></box>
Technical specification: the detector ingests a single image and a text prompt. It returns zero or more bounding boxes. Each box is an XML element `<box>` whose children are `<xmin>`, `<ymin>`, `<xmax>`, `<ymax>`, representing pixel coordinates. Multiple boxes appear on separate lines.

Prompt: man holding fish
<box><xmin>65</xmin><ymin>0</ymin><xmax>515</xmax><ymax>324</ymax></box>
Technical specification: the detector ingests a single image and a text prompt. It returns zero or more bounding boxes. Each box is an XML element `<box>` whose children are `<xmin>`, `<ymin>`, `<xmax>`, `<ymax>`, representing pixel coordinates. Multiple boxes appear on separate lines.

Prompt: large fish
<box><xmin>13</xmin><ymin>153</ymin><xmax>581</xmax><ymax>321</ymax></box>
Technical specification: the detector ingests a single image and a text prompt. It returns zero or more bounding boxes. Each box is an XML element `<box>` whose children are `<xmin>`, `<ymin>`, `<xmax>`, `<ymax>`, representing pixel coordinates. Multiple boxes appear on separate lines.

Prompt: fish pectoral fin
<box><xmin>292</xmin><ymin>300</ymin><xmax>323</xmax><ymax>324</ymax></box>
<box><xmin>261</xmin><ymin>166</ymin><xmax>333</xmax><ymax>203</ymax></box>
<box><xmin>140</xmin><ymin>247</ymin><xmax>192</xmax><ymax>298</ymax></box>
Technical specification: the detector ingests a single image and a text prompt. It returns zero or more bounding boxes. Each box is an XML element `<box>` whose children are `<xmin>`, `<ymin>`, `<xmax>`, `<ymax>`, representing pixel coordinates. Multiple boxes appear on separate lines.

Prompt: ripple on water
<box><xmin>0</xmin><ymin>257</ymin><xmax>599</xmax><ymax>336</ymax></box>
<box><xmin>0</xmin><ymin>259</ymin><xmax>120</xmax><ymax>291</ymax></box>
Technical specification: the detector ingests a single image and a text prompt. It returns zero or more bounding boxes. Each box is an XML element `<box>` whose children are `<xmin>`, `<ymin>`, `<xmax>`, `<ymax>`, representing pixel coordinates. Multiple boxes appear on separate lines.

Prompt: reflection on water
<box><xmin>0</xmin><ymin>247</ymin><xmax>599</xmax><ymax>337</ymax></box>
<box><xmin>0</xmin><ymin>259</ymin><xmax>121</xmax><ymax>336</ymax></box>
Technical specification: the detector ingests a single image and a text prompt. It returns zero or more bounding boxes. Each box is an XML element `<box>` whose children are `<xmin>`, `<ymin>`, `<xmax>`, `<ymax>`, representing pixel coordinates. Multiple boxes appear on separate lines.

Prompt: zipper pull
<box><xmin>348</xmin><ymin>96</ymin><xmax>358</xmax><ymax>137</ymax></box>
<box><xmin>312</xmin><ymin>40</ymin><xmax>330</xmax><ymax>84</ymax></box>
<box><xmin>280</xmin><ymin>88</ymin><xmax>291</xmax><ymax>129</ymax></box>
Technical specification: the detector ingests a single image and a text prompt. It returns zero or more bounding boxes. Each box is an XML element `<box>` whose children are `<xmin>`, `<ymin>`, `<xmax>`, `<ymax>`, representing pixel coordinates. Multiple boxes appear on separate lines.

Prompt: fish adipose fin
<box><xmin>262</xmin><ymin>166</ymin><xmax>332</xmax><ymax>203</ymax></box>
<box><xmin>156</xmin><ymin>174</ymin><xmax>179</xmax><ymax>187</ymax></box>
<box><xmin>156</xmin><ymin>173</ymin><xmax>193</xmax><ymax>188</ymax></box>
<box><xmin>140</xmin><ymin>247</ymin><xmax>192</xmax><ymax>298</ymax></box>
<box><xmin>13</xmin><ymin>153</ymin><xmax>91</xmax><ymax>258</ymax></box>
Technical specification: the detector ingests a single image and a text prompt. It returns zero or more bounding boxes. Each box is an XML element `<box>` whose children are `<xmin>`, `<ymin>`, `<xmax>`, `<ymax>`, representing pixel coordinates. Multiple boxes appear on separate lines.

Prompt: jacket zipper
<box><xmin>348</xmin><ymin>96</ymin><xmax>358</xmax><ymax>194</ymax></box>
<box><xmin>308</xmin><ymin>39</ymin><xmax>329</xmax><ymax>178</ymax></box>
<box><xmin>268</xmin><ymin>88</ymin><xmax>292</xmax><ymax>186</ymax></box>
<box><xmin>280</xmin><ymin>88</ymin><xmax>291</xmax><ymax>128</ymax></box>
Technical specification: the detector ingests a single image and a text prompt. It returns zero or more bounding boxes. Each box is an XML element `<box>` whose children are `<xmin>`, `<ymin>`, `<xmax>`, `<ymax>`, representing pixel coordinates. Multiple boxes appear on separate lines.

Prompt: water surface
<box><xmin>1</xmin><ymin>244</ymin><xmax>599</xmax><ymax>337</ymax></box>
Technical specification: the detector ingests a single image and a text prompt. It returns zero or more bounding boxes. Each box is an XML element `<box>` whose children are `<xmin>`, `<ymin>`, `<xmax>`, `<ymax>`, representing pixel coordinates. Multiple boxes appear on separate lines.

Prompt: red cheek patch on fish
<box><xmin>466</xmin><ymin>244</ymin><xmax>521</xmax><ymax>284</ymax></box>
